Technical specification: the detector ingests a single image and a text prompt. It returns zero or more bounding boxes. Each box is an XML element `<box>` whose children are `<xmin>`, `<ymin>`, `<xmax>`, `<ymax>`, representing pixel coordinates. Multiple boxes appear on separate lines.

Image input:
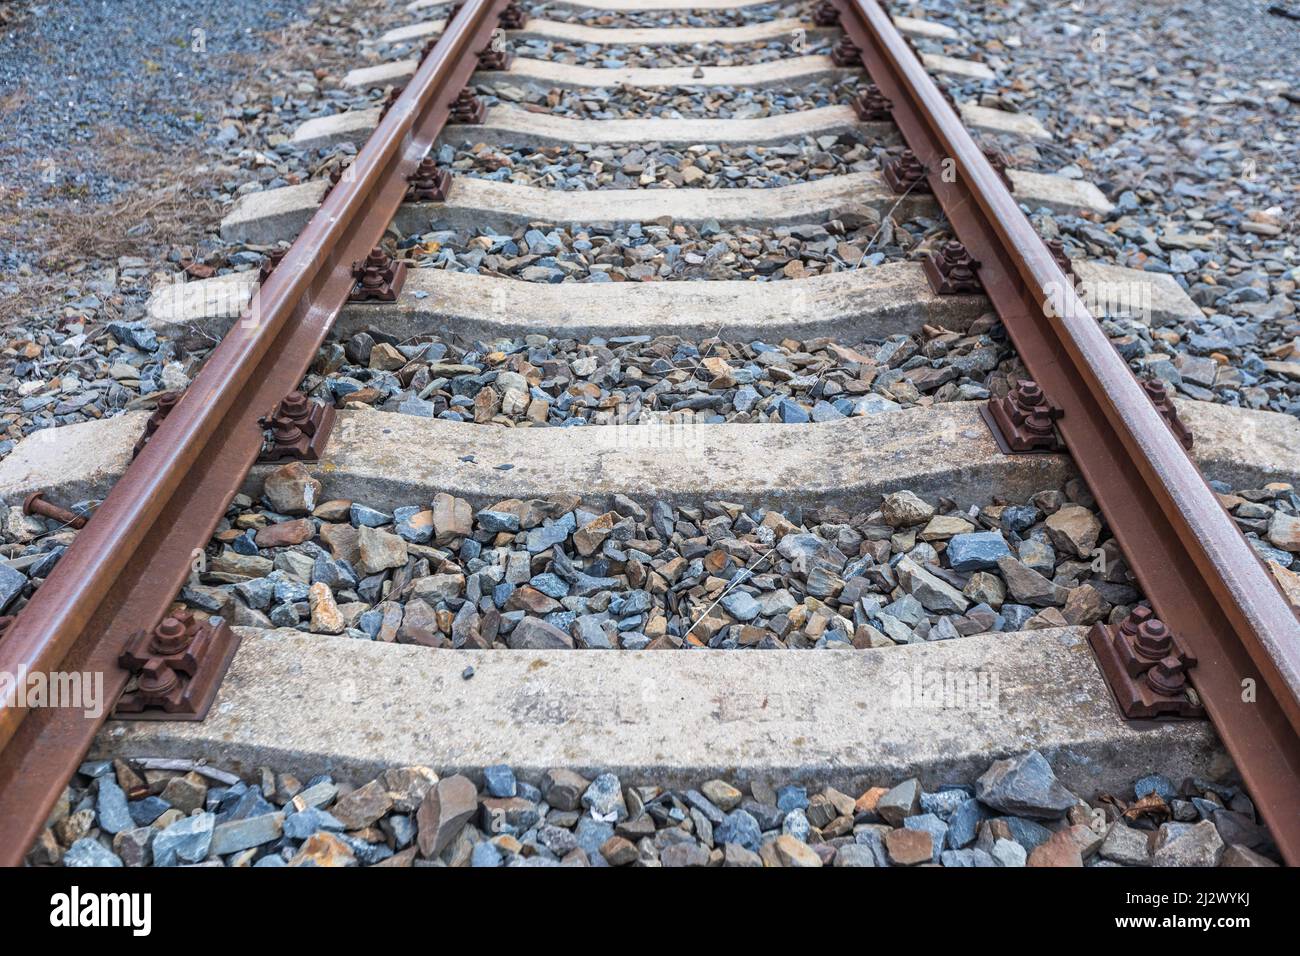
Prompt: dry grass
<box><xmin>0</xmin><ymin>129</ymin><xmax>217</xmax><ymax>328</ymax></box>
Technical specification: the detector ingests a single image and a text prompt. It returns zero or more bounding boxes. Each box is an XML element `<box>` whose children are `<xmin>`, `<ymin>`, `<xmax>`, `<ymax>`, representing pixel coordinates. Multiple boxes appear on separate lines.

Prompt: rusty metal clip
<box><xmin>1087</xmin><ymin>607</ymin><xmax>1204</xmax><ymax>719</ymax></box>
<box><xmin>852</xmin><ymin>84</ymin><xmax>893</xmax><ymax>122</ymax></box>
<box><xmin>499</xmin><ymin>1</ymin><xmax>526</xmax><ymax>29</ymax></box>
<box><xmin>449</xmin><ymin>88</ymin><xmax>487</xmax><ymax>125</ymax></box>
<box><xmin>349</xmin><ymin>247</ymin><xmax>407</xmax><ymax>302</ymax></box>
<box><xmin>258</xmin><ymin>248</ymin><xmax>287</xmax><ymax>284</ymax></box>
<box><xmin>258</xmin><ymin>391</ymin><xmax>337</xmax><ymax>463</ymax></box>
<box><xmin>980</xmin><ymin>380</ymin><xmax>1064</xmax><ymax>454</ymax></box>
<box><xmin>132</xmin><ymin>390</ymin><xmax>184</xmax><ymax>459</ymax></box>
<box><xmin>982</xmin><ymin>146</ymin><xmax>1014</xmax><ymax>192</ymax></box>
<box><xmin>1045</xmin><ymin>237</ymin><xmax>1076</xmax><ymax>287</ymax></box>
<box><xmin>812</xmin><ymin>1</ymin><xmax>840</xmax><ymax>26</ymax></box>
<box><xmin>830</xmin><ymin>35</ymin><xmax>863</xmax><ymax>68</ymax></box>
<box><xmin>477</xmin><ymin>46</ymin><xmax>513</xmax><ymax>71</ymax></box>
<box><xmin>881</xmin><ymin>148</ymin><xmax>931</xmax><ymax>194</ymax></box>
<box><xmin>923</xmin><ymin>240</ymin><xmax>982</xmax><ymax>295</ymax></box>
<box><xmin>405</xmin><ymin>158</ymin><xmax>452</xmax><ymax>202</ymax></box>
<box><xmin>113</xmin><ymin>609</ymin><xmax>241</xmax><ymax>721</ymax></box>
<box><xmin>1142</xmin><ymin>378</ymin><xmax>1194</xmax><ymax>451</ymax></box>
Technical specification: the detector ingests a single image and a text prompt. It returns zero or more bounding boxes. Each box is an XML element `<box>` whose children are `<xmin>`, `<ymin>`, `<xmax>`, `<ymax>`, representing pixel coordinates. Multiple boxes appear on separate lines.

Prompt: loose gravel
<box><xmin>516</xmin><ymin>34</ymin><xmax>836</xmax><ymax>69</ymax></box>
<box><xmin>34</xmin><ymin>750</ymin><xmax>1277</xmax><ymax>866</ymax></box>
<box><xmin>479</xmin><ymin>75</ymin><xmax>863</xmax><ymax>119</ymax></box>
<box><xmin>912</xmin><ymin>0</ymin><xmax>1300</xmax><ymax>418</ymax></box>
<box><xmin>312</xmin><ymin>319</ymin><xmax>1014</xmax><ymax>425</ymax></box>
<box><xmin>433</xmin><ymin>133</ymin><xmax>887</xmax><ymax>189</ymax></box>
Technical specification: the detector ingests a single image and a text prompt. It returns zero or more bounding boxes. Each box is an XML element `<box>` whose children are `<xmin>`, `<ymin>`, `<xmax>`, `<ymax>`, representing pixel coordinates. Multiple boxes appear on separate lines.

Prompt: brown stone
<box><xmin>432</xmin><ymin>492</ymin><xmax>473</xmax><ymax>545</ymax></box>
<box><xmin>884</xmin><ymin>828</ymin><xmax>933</xmax><ymax>865</ymax></box>
<box><xmin>254</xmin><ymin>518</ymin><xmax>314</xmax><ymax>548</ymax></box>
<box><xmin>262</xmin><ymin>461</ymin><xmax>321</xmax><ymax>516</ymax></box>
<box><xmin>330</xmin><ymin>780</ymin><xmax>394</xmax><ymax>830</ymax></box>
<box><xmin>289</xmin><ymin>832</ymin><xmax>356</xmax><ymax>867</ymax></box>
<box><xmin>1027</xmin><ymin>829</ymin><xmax>1085</xmax><ymax>867</ymax></box>
<box><xmin>416</xmin><ymin>774</ymin><xmax>479</xmax><ymax>858</ymax></box>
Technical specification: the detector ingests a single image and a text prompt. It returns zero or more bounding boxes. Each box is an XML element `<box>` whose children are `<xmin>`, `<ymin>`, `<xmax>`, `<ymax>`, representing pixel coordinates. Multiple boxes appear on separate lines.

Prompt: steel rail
<box><xmin>836</xmin><ymin>0</ymin><xmax>1300</xmax><ymax>861</ymax></box>
<box><xmin>0</xmin><ymin>0</ymin><xmax>510</xmax><ymax>865</ymax></box>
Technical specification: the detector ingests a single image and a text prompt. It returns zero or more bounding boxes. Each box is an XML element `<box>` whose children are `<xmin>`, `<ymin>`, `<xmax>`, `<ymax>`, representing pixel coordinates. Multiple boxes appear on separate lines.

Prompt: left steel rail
<box><xmin>0</xmin><ymin>0</ymin><xmax>510</xmax><ymax>865</ymax></box>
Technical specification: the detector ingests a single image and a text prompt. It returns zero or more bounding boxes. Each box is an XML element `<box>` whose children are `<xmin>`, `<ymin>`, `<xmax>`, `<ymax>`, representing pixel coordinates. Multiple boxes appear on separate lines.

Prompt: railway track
<box><xmin>0</xmin><ymin>0</ymin><xmax>1297</xmax><ymax>868</ymax></box>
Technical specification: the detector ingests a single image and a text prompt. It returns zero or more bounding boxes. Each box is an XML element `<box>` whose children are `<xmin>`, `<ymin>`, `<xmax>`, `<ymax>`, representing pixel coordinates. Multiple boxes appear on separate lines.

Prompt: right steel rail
<box><xmin>837</xmin><ymin>0</ymin><xmax>1300</xmax><ymax>860</ymax></box>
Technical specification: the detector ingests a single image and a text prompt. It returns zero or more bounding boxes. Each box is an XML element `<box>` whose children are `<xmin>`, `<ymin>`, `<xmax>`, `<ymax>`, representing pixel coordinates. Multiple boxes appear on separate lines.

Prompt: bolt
<box><xmin>23</xmin><ymin>491</ymin><xmax>87</xmax><ymax>530</ymax></box>
<box><xmin>1145</xmin><ymin>655</ymin><xmax>1187</xmax><ymax>696</ymax></box>
<box><xmin>149</xmin><ymin>614</ymin><xmax>195</xmax><ymax>656</ymax></box>
<box><xmin>138</xmin><ymin>658</ymin><xmax>180</xmax><ymax>697</ymax></box>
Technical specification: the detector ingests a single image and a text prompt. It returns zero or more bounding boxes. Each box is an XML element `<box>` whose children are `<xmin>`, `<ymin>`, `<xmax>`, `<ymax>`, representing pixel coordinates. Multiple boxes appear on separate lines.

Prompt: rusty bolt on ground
<box><xmin>981</xmin><ymin>380</ymin><xmax>1064</xmax><ymax>454</ymax></box>
<box><xmin>476</xmin><ymin>44</ymin><xmax>514</xmax><ymax>71</ymax></box>
<box><xmin>1045</xmin><ymin>237</ymin><xmax>1076</xmax><ymax>287</ymax></box>
<box><xmin>258</xmin><ymin>248</ymin><xmax>287</xmax><ymax>284</ymax></box>
<box><xmin>22</xmin><ymin>492</ymin><xmax>88</xmax><ymax>530</ymax></box>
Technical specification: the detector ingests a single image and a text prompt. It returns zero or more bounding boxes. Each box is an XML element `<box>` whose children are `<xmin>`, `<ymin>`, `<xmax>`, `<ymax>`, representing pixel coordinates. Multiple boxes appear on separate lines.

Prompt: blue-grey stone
<box><xmin>573</xmin><ymin>816</ymin><xmax>615</xmax><ymax>856</ymax></box>
<box><xmin>128</xmin><ymin>795</ymin><xmax>171</xmax><ymax>827</ymax></box>
<box><xmin>350</xmin><ymin>504</ymin><xmax>391</xmax><ymax>527</ymax></box>
<box><xmin>852</xmin><ymin>828</ymin><xmax>890</xmax><ymax>866</ymax></box>
<box><xmin>920</xmin><ymin>787</ymin><xmax>971</xmax><ymax>819</ymax></box>
<box><xmin>947</xmin><ymin>531</ymin><xmax>1012</xmax><ymax>571</ymax></box>
<box><xmin>777</xmin><ymin>398</ymin><xmax>810</xmax><ymax>423</ymax></box>
<box><xmin>581</xmin><ymin>773</ymin><xmax>627</xmax><ymax>822</ymax></box>
<box><xmin>941</xmin><ymin>848</ymin><xmax>997</xmax><ymax>867</ymax></box>
<box><xmin>530</xmin><ymin>573</ymin><xmax>569</xmax><ymax>598</ymax></box>
<box><xmin>64</xmin><ymin>838</ymin><xmax>123</xmax><ymax>867</ymax></box>
<box><xmin>394</xmin><ymin>506</ymin><xmax>432</xmax><ymax>543</ymax></box>
<box><xmin>477</xmin><ymin>509</ymin><xmax>520</xmax><ymax>533</ymax></box>
<box><xmin>716</xmin><ymin>809</ymin><xmax>762</xmax><ymax>851</ymax></box>
<box><xmin>471</xmin><ymin>842</ymin><xmax>502</xmax><ymax>867</ymax></box>
<box><xmin>1135</xmin><ymin>774</ymin><xmax>1176</xmax><ymax>801</ymax></box>
<box><xmin>776</xmin><ymin>784</ymin><xmax>809</xmax><ymax>813</ymax></box>
<box><xmin>95</xmin><ymin>777</ymin><xmax>134</xmax><ymax>835</ymax></box>
<box><xmin>976</xmin><ymin>750</ymin><xmax>1077</xmax><ymax>819</ymax></box>
<box><xmin>526</xmin><ymin>514</ymin><xmax>575</xmax><ymax>553</ymax></box>
<box><xmin>484</xmin><ymin>764</ymin><xmax>517</xmax><ymax>798</ymax></box>
<box><xmin>740</xmin><ymin>798</ymin><xmax>785</xmax><ymax>831</ymax></box>
<box><xmin>720</xmin><ymin>590</ymin><xmax>760</xmax><ymax>621</ymax></box>
<box><xmin>108</xmin><ymin>320</ymin><xmax>158</xmax><ymax>351</ymax></box>
<box><xmin>283</xmin><ymin>807</ymin><xmax>344</xmax><ymax>840</ymax></box>
<box><xmin>1003</xmin><ymin>816</ymin><xmax>1055</xmax><ymax>852</ymax></box>
<box><xmin>0</xmin><ymin>563</ymin><xmax>26</xmax><ymax>612</ymax></box>
<box><xmin>947</xmin><ymin>797</ymin><xmax>991</xmax><ymax>848</ymax></box>
<box><xmin>782</xmin><ymin>808</ymin><xmax>810</xmax><ymax>841</ymax></box>
<box><xmin>683</xmin><ymin>790</ymin><xmax>725</xmax><ymax>826</ymax></box>
<box><xmin>211</xmin><ymin>813</ymin><xmax>284</xmax><ymax>856</ymax></box>
<box><xmin>269</xmin><ymin>602</ymin><xmax>300</xmax><ymax>627</ymax></box>
<box><xmin>153</xmin><ymin>812</ymin><xmax>215</xmax><ymax>866</ymax></box>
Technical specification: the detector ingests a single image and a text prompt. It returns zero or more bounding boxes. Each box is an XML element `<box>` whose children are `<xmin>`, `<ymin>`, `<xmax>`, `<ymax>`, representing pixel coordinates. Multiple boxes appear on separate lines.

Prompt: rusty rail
<box><xmin>835</xmin><ymin>0</ymin><xmax>1300</xmax><ymax>861</ymax></box>
<box><xmin>0</xmin><ymin>0</ymin><xmax>510</xmax><ymax>865</ymax></box>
